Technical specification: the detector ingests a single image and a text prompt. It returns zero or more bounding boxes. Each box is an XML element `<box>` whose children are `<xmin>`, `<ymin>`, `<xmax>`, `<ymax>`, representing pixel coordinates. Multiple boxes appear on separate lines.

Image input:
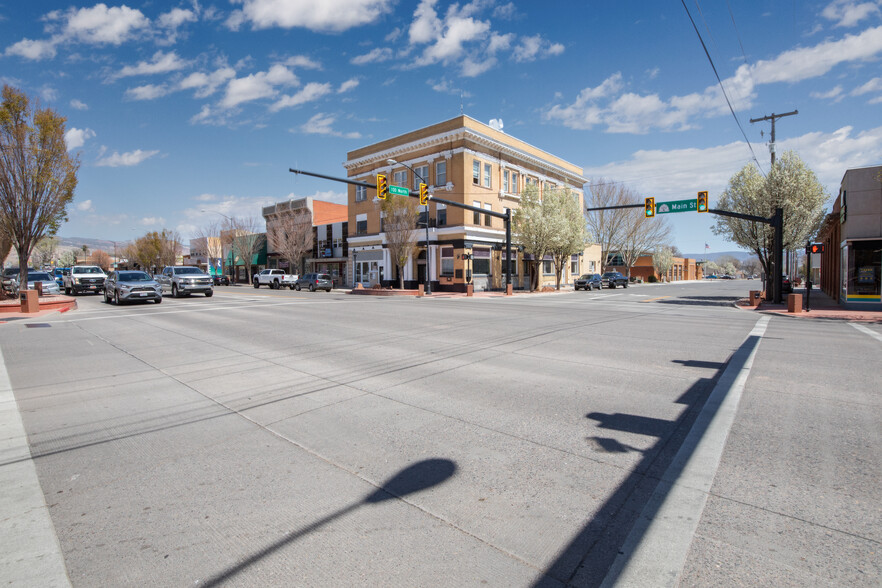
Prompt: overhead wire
<box><xmin>680</xmin><ymin>0</ymin><xmax>766</xmax><ymax>177</ymax></box>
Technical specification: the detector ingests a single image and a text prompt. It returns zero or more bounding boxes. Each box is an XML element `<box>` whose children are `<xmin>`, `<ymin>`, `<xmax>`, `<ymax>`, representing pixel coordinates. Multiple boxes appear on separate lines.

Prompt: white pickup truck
<box><xmin>63</xmin><ymin>265</ymin><xmax>107</xmax><ymax>295</ymax></box>
<box><xmin>252</xmin><ymin>269</ymin><xmax>298</xmax><ymax>289</ymax></box>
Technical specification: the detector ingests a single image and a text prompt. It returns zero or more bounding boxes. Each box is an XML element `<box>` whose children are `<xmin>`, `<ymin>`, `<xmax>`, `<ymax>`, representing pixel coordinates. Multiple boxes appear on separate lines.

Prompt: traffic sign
<box><xmin>389</xmin><ymin>185</ymin><xmax>409</xmax><ymax>196</ymax></box>
<box><xmin>656</xmin><ymin>199</ymin><xmax>697</xmax><ymax>214</ymax></box>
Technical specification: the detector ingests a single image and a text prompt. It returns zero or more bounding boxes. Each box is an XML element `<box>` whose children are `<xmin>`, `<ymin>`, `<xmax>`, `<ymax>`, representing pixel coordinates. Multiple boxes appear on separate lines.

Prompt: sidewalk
<box><xmin>741</xmin><ymin>286</ymin><xmax>882</xmax><ymax>323</ymax></box>
<box><xmin>0</xmin><ymin>296</ymin><xmax>76</xmax><ymax>324</ymax></box>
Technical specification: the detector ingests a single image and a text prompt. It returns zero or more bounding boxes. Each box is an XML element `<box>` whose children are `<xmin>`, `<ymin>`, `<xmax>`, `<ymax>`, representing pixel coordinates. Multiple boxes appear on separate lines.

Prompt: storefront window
<box><xmin>473</xmin><ymin>247</ymin><xmax>491</xmax><ymax>275</ymax></box>
<box><xmin>846</xmin><ymin>241</ymin><xmax>881</xmax><ymax>299</ymax></box>
<box><xmin>441</xmin><ymin>247</ymin><xmax>454</xmax><ymax>276</ymax></box>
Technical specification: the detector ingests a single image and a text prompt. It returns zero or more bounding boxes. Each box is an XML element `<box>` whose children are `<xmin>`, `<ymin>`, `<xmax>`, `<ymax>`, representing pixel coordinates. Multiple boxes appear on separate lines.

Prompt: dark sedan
<box><xmin>104</xmin><ymin>270</ymin><xmax>163</xmax><ymax>305</ymax></box>
<box><xmin>782</xmin><ymin>275</ymin><xmax>793</xmax><ymax>294</ymax></box>
<box><xmin>574</xmin><ymin>273</ymin><xmax>603</xmax><ymax>291</ymax></box>
<box><xmin>601</xmin><ymin>271</ymin><xmax>629</xmax><ymax>288</ymax></box>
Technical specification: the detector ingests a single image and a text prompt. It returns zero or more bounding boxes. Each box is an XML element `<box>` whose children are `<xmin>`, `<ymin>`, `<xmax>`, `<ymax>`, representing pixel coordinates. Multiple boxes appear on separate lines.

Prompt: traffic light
<box><xmin>697</xmin><ymin>191</ymin><xmax>709</xmax><ymax>213</ymax></box>
<box><xmin>644</xmin><ymin>197</ymin><xmax>655</xmax><ymax>218</ymax></box>
<box><xmin>376</xmin><ymin>174</ymin><xmax>387</xmax><ymax>200</ymax></box>
<box><xmin>808</xmin><ymin>243</ymin><xmax>825</xmax><ymax>254</ymax></box>
<box><xmin>419</xmin><ymin>183</ymin><xmax>428</xmax><ymax>206</ymax></box>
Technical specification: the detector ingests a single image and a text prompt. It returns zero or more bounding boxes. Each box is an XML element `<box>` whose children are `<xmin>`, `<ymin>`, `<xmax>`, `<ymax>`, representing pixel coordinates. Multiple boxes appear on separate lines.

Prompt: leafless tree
<box><xmin>266</xmin><ymin>208</ymin><xmax>313</xmax><ymax>276</ymax></box>
<box><xmin>618</xmin><ymin>207</ymin><xmax>672</xmax><ymax>278</ymax></box>
<box><xmin>230</xmin><ymin>215</ymin><xmax>265</xmax><ymax>283</ymax></box>
<box><xmin>193</xmin><ymin>220</ymin><xmax>227</xmax><ymax>275</ymax></box>
<box><xmin>584</xmin><ymin>179</ymin><xmax>633</xmax><ymax>272</ymax></box>
<box><xmin>381</xmin><ymin>195</ymin><xmax>419</xmax><ymax>288</ymax></box>
<box><xmin>0</xmin><ymin>85</ymin><xmax>79</xmax><ymax>288</ymax></box>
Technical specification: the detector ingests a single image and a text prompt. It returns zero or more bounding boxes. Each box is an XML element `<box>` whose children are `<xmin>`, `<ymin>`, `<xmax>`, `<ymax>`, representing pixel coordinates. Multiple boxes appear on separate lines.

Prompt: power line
<box><xmin>680</xmin><ymin>0</ymin><xmax>766</xmax><ymax>176</ymax></box>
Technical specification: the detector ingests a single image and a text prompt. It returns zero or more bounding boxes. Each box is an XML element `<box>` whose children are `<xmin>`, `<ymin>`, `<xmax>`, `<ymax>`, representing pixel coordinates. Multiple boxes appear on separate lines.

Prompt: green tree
<box><xmin>545</xmin><ymin>187</ymin><xmax>590</xmax><ymax>290</ymax></box>
<box><xmin>0</xmin><ymin>85</ymin><xmax>79</xmax><ymax>288</ymax></box>
<box><xmin>712</xmin><ymin>151</ymin><xmax>827</xmax><ymax>291</ymax></box>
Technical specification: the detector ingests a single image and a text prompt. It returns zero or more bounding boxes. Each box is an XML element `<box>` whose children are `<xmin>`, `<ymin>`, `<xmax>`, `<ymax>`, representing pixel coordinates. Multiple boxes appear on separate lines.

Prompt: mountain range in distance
<box><xmin>682</xmin><ymin>251</ymin><xmax>757</xmax><ymax>262</ymax></box>
<box><xmin>57</xmin><ymin>237</ymin><xmax>190</xmax><ymax>255</ymax></box>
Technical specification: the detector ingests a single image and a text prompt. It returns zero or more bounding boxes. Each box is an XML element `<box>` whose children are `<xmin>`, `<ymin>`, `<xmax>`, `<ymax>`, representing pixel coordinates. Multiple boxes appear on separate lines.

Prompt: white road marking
<box><xmin>0</xmin><ymin>347</ymin><xmax>71</xmax><ymax>586</ymax></box>
<box><xmin>601</xmin><ymin>315</ymin><xmax>771</xmax><ymax>587</ymax></box>
<box><xmin>850</xmin><ymin>322</ymin><xmax>882</xmax><ymax>343</ymax></box>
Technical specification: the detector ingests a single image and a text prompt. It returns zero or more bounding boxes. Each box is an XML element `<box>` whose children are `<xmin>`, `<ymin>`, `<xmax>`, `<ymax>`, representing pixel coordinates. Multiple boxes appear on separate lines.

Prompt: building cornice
<box><xmin>343</xmin><ymin>127</ymin><xmax>586</xmax><ymax>188</ymax></box>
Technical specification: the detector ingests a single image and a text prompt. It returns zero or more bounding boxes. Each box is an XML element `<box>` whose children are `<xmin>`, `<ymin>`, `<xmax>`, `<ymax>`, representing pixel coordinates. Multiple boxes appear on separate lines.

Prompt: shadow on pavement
<box><xmin>656</xmin><ymin>295</ymin><xmax>741</xmax><ymax>307</ymax></box>
<box><xmin>532</xmin><ymin>330</ymin><xmax>764</xmax><ymax>586</ymax></box>
<box><xmin>200</xmin><ymin>458</ymin><xmax>457</xmax><ymax>587</ymax></box>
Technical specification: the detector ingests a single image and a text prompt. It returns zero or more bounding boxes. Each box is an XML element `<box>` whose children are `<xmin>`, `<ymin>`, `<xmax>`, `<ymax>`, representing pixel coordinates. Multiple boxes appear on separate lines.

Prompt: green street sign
<box><xmin>389</xmin><ymin>185</ymin><xmax>409</xmax><ymax>196</ymax></box>
<box><xmin>656</xmin><ymin>199</ymin><xmax>697</xmax><ymax>214</ymax></box>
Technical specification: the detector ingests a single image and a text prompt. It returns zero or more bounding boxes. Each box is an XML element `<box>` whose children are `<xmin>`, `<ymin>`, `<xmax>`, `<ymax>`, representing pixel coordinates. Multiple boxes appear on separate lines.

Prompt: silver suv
<box><xmin>294</xmin><ymin>273</ymin><xmax>333</xmax><ymax>292</ymax></box>
<box><xmin>158</xmin><ymin>266</ymin><xmax>214</xmax><ymax>298</ymax></box>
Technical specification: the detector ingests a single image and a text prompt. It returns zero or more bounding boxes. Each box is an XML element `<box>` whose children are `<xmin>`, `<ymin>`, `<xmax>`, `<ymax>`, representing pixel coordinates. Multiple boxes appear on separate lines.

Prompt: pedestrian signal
<box><xmin>697</xmin><ymin>191</ymin><xmax>709</xmax><ymax>213</ymax></box>
<box><xmin>808</xmin><ymin>243</ymin><xmax>825</xmax><ymax>254</ymax></box>
<box><xmin>376</xmin><ymin>174</ymin><xmax>387</xmax><ymax>200</ymax></box>
<box><xmin>644</xmin><ymin>197</ymin><xmax>655</xmax><ymax>218</ymax></box>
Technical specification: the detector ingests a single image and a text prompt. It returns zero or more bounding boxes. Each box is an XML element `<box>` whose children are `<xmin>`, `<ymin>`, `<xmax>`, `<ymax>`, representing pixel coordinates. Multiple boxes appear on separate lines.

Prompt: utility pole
<box><xmin>749</xmin><ymin>110</ymin><xmax>798</xmax><ymax>167</ymax></box>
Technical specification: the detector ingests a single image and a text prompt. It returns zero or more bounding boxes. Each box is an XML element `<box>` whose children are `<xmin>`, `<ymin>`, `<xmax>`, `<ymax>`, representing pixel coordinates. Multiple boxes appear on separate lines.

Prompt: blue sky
<box><xmin>2</xmin><ymin>0</ymin><xmax>881</xmax><ymax>255</ymax></box>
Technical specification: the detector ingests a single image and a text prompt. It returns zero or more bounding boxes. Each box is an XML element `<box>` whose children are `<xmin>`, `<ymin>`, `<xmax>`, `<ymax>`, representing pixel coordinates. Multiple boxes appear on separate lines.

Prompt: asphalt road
<box><xmin>1</xmin><ymin>281</ymin><xmax>879</xmax><ymax>586</ymax></box>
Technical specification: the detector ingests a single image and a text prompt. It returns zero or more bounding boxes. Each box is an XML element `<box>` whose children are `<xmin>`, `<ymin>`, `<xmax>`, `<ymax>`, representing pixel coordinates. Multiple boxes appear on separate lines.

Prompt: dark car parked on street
<box><xmin>574</xmin><ymin>273</ymin><xmax>603</xmax><ymax>291</ymax></box>
<box><xmin>601</xmin><ymin>271</ymin><xmax>629</xmax><ymax>289</ymax></box>
<box><xmin>294</xmin><ymin>273</ymin><xmax>333</xmax><ymax>292</ymax></box>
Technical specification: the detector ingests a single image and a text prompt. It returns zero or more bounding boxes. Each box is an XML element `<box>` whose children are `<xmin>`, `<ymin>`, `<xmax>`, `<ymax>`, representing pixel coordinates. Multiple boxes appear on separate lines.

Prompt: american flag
<box><xmin>705</xmin><ymin>243</ymin><xmax>709</xmax><ymax>250</ymax></box>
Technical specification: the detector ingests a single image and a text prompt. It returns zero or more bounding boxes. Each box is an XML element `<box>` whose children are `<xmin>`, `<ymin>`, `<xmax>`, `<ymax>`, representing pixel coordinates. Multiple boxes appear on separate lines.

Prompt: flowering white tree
<box><xmin>545</xmin><ymin>187</ymin><xmax>591</xmax><ymax>290</ymax></box>
<box><xmin>712</xmin><ymin>151</ymin><xmax>828</xmax><ymax>291</ymax></box>
<box><xmin>652</xmin><ymin>246</ymin><xmax>674</xmax><ymax>281</ymax></box>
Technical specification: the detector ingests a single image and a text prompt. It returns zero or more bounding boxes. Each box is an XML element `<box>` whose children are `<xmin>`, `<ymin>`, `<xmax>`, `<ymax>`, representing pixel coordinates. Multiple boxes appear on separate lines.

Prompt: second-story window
<box><xmin>393</xmin><ymin>169</ymin><xmax>407</xmax><ymax>188</ymax></box>
<box><xmin>473</xmin><ymin>200</ymin><xmax>481</xmax><ymax>225</ymax></box>
<box><xmin>511</xmin><ymin>171</ymin><xmax>519</xmax><ymax>194</ymax></box>
<box><xmin>473</xmin><ymin>160</ymin><xmax>480</xmax><ymax>185</ymax></box>
<box><xmin>413</xmin><ymin>165</ymin><xmax>428</xmax><ymax>189</ymax></box>
<box><xmin>356</xmin><ymin>185</ymin><xmax>366</xmax><ymax>202</ymax></box>
<box><xmin>435</xmin><ymin>160</ymin><xmax>446</xmax><ymax>186</ymax></box>
<box><xmin>436</xmin><ymin>204</ymin><xmax>447</xmax><ymax>226</ymax></box>
<box><xmin>356</xmin><ymin>213</ymin><xmax>367</xmax><ymax>236</ymax></box>
<box><xmin>483</xmin><ymin>163</ymin><xmax>491</xmax><ymax>188</ymax></box>
<box><xmin>484</xmin><ymin>203</ymin><xmax>492</xmax><ymax>226</ymax></box>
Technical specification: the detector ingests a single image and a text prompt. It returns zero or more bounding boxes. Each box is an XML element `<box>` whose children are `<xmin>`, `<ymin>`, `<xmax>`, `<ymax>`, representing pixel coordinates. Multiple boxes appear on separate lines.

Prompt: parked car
<box><xmin>104</xmin><ymin>270</ymin><xmax>163</xmax><ymax>305</ymax></box>
<box><xmin>54</xmin><ymin>267</ymin><xmax>70</xmax><ymax>287</ymax></box>
<box><xmin>12</xmin><ymin>271</ymin><xmax>61</xmax><ymax>296</ymax></box>
<box><xmin>63</xmin><ymin>265</ymin><xmax>107</xmax><ymax>295</ymax></box>
<box><xmin>601</xmin><ymin>271</ymin><xmax>629</xmax><ymax>289</ymax></box>
<box><xmin>574</xmin><ymin>273</ymin><xmax>603</xmax><ymax>291</ymax></box>
<box><xmin>2</xmin><ymin>267</ymin><xmax>37</xmax><ymax>294</ymax></box>
<box><xmin>782</xmin><ymin>275</ymin><xmax>793</xmax><ymax>294</ymax></box>
<box><xmin>157</xmin><ymin>266</ymin><xmax>214</xmax><ymax>298</ymax></box>
<box><xmin>705</xmin><ymin>274</ymin><xmax>719</xmax><ymax>279</ymax></box>
<box><xmin>212</xmin><ymin>274</ymin><xmax>230</xmax><ymax>286</ymax></box>
<box><xmin>294</xmin><ymin>273</ymin><xmax>333</xmax><ymax>292</ymax></box>
<box><xmin>721</xmin><ymin>274</ymin><xmax>735</xmax><ymax>280</ymax></box>
<box><xmin>253</xmin><ymin>268</ymin><xmax>298</xmax><ymax>289</ymax></box>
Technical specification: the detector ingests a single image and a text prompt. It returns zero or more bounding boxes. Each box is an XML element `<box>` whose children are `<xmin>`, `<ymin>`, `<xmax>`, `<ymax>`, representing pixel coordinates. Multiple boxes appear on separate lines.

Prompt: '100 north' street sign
<box><xmin>656</xmin><ymin>199</ymin><xmax>697</xmax><ymax>214</ymax></box>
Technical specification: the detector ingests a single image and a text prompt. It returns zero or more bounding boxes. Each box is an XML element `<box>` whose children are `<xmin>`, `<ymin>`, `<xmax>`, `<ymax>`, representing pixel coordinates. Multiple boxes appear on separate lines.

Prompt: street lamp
<box><xmin>387</xmin><ymin>158</ymin><xmax>432</xmax><ymax>294</ymax></box>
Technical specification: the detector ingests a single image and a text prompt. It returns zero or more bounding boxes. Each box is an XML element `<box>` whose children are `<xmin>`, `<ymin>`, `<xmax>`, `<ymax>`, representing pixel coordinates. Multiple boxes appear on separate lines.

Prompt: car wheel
<box><xmin>114</xmin><ymin>290</ymin><xmax>121</xmax><ymax>305</ymax></box>
<box><xmin>290</xmin><ymin>284</ymin><xmax>296</xmax><ymax>290</ymax></box>
<box><xmin>65</xmin><ymin>286</ymin><xmax>71</xmax><ymax>295</ymax></box>
<box><xmin>172</xmin><ymin>284</ymin><xmax>179</xmax><ymax>298</ymax></box>
<box><xmin>309</xmin><ymin>284</ymin><xmax>316</xmax><ymax>292</ymax></box>
<box><xmin>205</xmin><ymin>290</ymin><xmax>213</xmax><ymax>297</ymax></box>
<box><xmin>623</xmin><ymin>282</ymin><xmax>629</xmax><ymax>288</ymax></box>
<box><xmin>154</xmin><ymin>296</ymin><xmax>162</xmax><ymax>304</ymax></box>
<box><xmin>253</xmin><ymin>280</ymin><xmax>259</xmax><ymax>288</ymax></box>
<box><xmin>295</xmin><ymin>284</ymin><xmax>301</xmax><ymax>291</ymax></box>
<box><xmin>104</xmin><ymin>289</ymin><xmax>111</xmax><ymax>303</ymax></box>
<box><xmin>273</xmin><ymin>280</ymin><xmax>280</xmax><ymax>289</ymax></box>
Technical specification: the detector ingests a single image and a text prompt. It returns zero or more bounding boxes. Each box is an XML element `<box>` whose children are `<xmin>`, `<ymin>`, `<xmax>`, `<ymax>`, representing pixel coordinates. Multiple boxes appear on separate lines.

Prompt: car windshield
<box><xmin>579</xmin><ymin>275</ymin><xmax>592</xmax><ymax>280</ymax></box>
<box><xmin>75</xmin><ymin>267</ymin><xmax>102</xmax><ymax>274</ymax></box>
<box><xmin>174</xmin><ymin>267</ymin><xmax>204</xmax><ymax>275</ymax></box>
<box><xmin>119</xmin><ymin>272</ymin><xmax>151</xmax><ymax>282</ymax></box>
<box><xmin>4</xmin><ymin>268</ymin><xmax>20</xmax><ymax>277</ymax></box>
<box><xmin>28</xmin><ymin>273</ymin><xmax>53</xmax><ymax>281</ymax></box>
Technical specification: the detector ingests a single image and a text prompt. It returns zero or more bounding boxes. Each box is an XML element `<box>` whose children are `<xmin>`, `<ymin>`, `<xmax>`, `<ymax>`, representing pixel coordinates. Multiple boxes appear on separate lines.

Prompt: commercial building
<box><xmin>817</xmin><ymin>165</ymin><xmax>882</xmax><ymax>309</ymax></box>
<box><xmin>343</xmin><ymin>116</ymin><xmax>590</xmax><ymax>292</ymax></box>
<box><xmin>263</xmin><ymin>197</ymin><xmax>348</xmax><ymax>285</ymax></box>
<box><xmin>606</xmin><ymin>254</ymin><xmax>703</xmax><ymax>282</ymax></box>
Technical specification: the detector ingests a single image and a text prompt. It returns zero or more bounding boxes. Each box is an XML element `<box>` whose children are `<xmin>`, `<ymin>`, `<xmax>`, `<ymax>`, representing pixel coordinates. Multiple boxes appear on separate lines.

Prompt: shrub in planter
<box><xmin>648</xmin><ymin>275</ymin><xmax>658</xmax><ymax>283</ymax></box>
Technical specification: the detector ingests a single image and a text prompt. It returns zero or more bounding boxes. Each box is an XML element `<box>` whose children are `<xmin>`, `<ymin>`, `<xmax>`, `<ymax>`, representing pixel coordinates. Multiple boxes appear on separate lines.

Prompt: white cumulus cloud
<box><xmin>227</xmin><ymin>0</ymin><xmax>393</xmax><ymax>33</ymax></box>
<box><xmin>271</xmin><ymin>82</ymin><xmax>333</xmax><ymax>111</ymax></box>
<box><xmin>76</xmin><ymin>199</ymin><xmax>93</xmax><ymax>212</ymax></box>
<box><xmin>96</xmin><ymin>149</ymin><xmax>160</xmax><ymax>167</ymax></box>
<box><xmin>114</xmin><ymin>51</ymin><xmax>189</xmax><ymax>79</ymax></box>
<box><xmin>4</xmin><ymin>38</ymin><xmax>58</xmax><ymax>61</ymax></box>
<box><xmin>54</xmin><ymin>4</ymin><xmax>150</xmax><ymax>45</ymax></box>
<box><xmin>65</xmin><ymin>127</ymin><xmax>96</xmax><ymax>151</ymax></box>
<box><xmin>221</xmin><ymin>65</ymin><xmax>299</xmax><ymax>108</ymax></box>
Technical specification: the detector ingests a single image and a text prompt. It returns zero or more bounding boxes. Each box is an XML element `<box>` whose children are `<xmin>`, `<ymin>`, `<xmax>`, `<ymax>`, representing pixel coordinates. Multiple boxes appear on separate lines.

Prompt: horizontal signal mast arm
<box><xmin>289</xmin><ymin>168</ymin><xmax>377</xmax><ymax>190</ymax></box>
<box><xmin>708</xmin><ymin>208</ymin><xmax>774</xmax><ymax>224</ymax></box>
<box><xmin>585</xmin><ymin>203</ymin><xmax>646</xmax><ymax>211</ymax></box>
